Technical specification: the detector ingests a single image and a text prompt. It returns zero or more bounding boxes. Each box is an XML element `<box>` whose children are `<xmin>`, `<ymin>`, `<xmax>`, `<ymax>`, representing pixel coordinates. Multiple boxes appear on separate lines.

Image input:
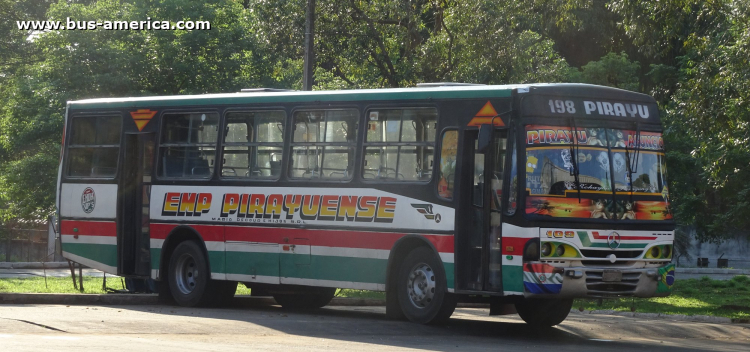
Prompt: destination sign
<box><xmin>520</xmin><ymin>95</ymin><xmax>660</xmax><ymax>122</ymax></box>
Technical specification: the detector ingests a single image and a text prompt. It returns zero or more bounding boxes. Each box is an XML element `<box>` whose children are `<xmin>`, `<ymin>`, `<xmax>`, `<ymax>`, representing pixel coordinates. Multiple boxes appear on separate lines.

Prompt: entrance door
<box><xmin>117</xmin><ymin>133</ymin><xmax>155</xmax><ymax>277</ymax></box>
<box><xmin>456</xmin><ymin>129</ymin><xmax>507</xmax><ymax>291</ymax></box>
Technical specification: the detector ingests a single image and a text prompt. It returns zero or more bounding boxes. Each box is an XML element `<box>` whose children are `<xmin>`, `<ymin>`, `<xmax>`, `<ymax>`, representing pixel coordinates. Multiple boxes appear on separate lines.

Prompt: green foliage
<box><xmin>568</xmin><ymin>52</ymin><xmax>640</xmax><ymax>91</ymax></box>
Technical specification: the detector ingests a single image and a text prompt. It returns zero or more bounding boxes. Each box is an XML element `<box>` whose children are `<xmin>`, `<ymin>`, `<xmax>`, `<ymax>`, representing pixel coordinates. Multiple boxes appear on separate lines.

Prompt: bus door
<box><xmin>117</xmin><ymin>133</ymin><xmax>155</xmax><ymax>277</ymax></box>
<box><xmin>456</xmin><ymin>127</ymin><xmax>507</xmax><ymax>292</ymax></box>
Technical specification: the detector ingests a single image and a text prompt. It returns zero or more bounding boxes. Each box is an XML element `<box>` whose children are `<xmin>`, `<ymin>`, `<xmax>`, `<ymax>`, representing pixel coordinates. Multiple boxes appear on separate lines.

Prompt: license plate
<box><xmin>602</xmin><ymin>270</ymin><xmax>622</xmax><ymax>282</ymax></box>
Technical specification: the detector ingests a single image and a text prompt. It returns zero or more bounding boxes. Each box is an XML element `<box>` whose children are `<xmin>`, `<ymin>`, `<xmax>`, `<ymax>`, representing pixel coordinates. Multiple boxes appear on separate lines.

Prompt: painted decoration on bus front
<box><xmin>150</xmin><ymin>185</ymin><xmax>454</xmax><ymax>231</ymax></box>
<box><xmin>526</xmin><ymin>197</ymin><xmax>672</xmax><ymax>220</ymax></box>
<box><xmin>526</xmin><ymin>125</ymin><xmax>664</xmax><ymax>151</ymax></box>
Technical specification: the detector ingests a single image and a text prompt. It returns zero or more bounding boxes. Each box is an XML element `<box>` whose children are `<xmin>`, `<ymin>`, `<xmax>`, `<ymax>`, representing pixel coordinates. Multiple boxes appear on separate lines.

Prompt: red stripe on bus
<box><xmin>151</xmin><ymin>223</ymin><xmax>454</xmax><ymax>253</ymax></box>
<box><xmin>501</xmin><ymin>237</ymin><xmax>529</xmax><ymax>255</ymax></box>
<box><xmin>60</xmin><ymin>220</ymin><xmax>116</xmax><ymax>237</ymax></box>
<box><xmin>150</xmin><ymin>223</ymin><xmax>224</xmax><ymax>242</ymax></box>
<box><xmin>590</xmin><ymin>231</ymin><xmax>656</xmax><ymax>241</ymax></box>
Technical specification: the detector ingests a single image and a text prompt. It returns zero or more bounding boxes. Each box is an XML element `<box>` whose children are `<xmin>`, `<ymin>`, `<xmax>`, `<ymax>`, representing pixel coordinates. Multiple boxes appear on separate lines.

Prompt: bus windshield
<box><xmin>524</xmin><ymin>124</ymin><xmax>671</xmax><ymax>220</ymax></box>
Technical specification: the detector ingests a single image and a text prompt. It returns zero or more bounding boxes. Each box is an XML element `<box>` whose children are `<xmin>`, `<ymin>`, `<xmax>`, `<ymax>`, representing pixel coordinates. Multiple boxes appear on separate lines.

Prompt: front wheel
<box><xmin>515</xmin><ymin>298</ymin><xmax>573</xmax><ymax>327</ymax></box>
<box><xmin>396</xmin><ymin>247</ymin><xmax>456</xmax><ymax>324</ymax></box>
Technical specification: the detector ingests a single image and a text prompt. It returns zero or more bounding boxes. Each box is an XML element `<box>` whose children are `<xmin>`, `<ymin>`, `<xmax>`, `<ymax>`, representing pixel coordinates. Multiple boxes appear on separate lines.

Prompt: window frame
<box><xmin>361</xmin><ymin>106</ymin><xmax>439</xmax><ymax>183</ymax></box>
<box><xmin>64</xmin><ymin>113</ymin><xmax>123</xmax><ymax>180</ymax></box>
<box><xmin>288</xmin><ymin>108</ymin><xmax>360</xmax><ymax>181</ymax></box>
<box><xmin>219</xmin><ymin>109</ymin><xmax>287</xmax><ymax>181</ymax></box>
<box><xmin>156</xmin><ymin>110</ymin><xmax>221</xmax><ymax>181</ymax></box>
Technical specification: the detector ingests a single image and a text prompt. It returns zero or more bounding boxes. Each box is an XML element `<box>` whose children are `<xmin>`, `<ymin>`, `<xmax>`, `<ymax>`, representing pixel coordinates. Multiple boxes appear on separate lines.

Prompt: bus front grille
<box><xmin>584</xmin><ymin>271</ymin><xmax>641</xmax><ymax>296</ymax></box>
<box><xmin>580</xmin><ymin>249</ymin><xmax>643</xmax><ymax>259</ymax></box>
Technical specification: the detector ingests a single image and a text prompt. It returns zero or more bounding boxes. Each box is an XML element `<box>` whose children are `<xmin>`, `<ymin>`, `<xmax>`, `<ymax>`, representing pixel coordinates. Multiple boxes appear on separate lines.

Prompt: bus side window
<box><xmin>290</xmin><ymin>109</ymin><xmax>358</xmax><ymax>180</ymax></box>
<box><xmin>66</xmin><ymin>115</ymin><xmax>121</xmax><ymax>178</ymax></box>
<box><xmin>221</xmin><ymin>111</ymin><xmax>285</xmax><ymax>180</ymax></box>
<box><xmin>363</xmin><ymin>108</ymin><xmax>437</xmax><ymax>182</ymax></box>
<box><xmin>437</xmin><ymin>130</ymin><xmax>457</xmax><ymax>199</ymax></box>
<box><xmin>158</xmin><ymin>112</ymin><xmax>219</xmax><ymax>179</ymax></box>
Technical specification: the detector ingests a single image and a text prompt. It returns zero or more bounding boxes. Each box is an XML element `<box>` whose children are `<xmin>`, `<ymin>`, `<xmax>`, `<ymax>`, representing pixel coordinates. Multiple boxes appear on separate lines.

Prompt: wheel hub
<box><xmin>174</xmin><ymin>253</ymin><xmax>199</xmax><ymax>295</ymax></box>
<box><xmin>406</xmin><ymin>263</ymin><xmax>436</xmax><ymax>308</ymax></box>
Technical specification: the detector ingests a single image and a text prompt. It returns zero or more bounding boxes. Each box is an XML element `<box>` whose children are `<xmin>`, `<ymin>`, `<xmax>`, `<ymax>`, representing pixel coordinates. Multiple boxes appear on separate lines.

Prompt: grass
<box><xmin>2</xmin><ymin>275</ymin><xmax>748</xmax><ymax>319</ymax></box>
<box><xmin>574</xmin><ymin>275</ymin><xmax>750</xmax><ymax>320</ymax></box>
<box><xmin>0</xmin><ymin>276</ymin><xmax>125</xmax><ymax>294</ymax></box>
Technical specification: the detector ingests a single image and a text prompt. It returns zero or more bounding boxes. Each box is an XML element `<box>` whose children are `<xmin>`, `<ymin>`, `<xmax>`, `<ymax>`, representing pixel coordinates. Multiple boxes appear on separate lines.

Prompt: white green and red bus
<box><xmin>56</xmin><ymin>83</ymin><xmax>675</xmax><ymax>326</ymax></box>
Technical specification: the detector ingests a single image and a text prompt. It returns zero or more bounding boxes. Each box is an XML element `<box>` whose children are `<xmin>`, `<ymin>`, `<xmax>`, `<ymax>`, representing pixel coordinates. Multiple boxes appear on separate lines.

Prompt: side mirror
<box><xmin>477</xmin><ymin>124</ymin><xmax>493</xmax><ymax>153</ymax></box>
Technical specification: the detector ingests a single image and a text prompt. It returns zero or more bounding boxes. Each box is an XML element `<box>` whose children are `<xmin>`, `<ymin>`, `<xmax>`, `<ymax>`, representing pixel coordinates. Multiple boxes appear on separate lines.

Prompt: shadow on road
<box><xmin>108</xmin><ymin>298</ymin><xmax>744</xmax><ymax>352</ymax></box>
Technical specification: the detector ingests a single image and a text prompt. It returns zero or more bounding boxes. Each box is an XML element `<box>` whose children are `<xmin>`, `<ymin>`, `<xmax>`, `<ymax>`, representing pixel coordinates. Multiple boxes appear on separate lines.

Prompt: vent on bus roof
<box><xmin>416</xmin><ymin>82</ymin><xmax>485</xmax><ymax>87</ymax></box>
<box><xmin>240</xmin><ymin>88</ymin><xmax>295</xmax><ymax>93</ymax></box>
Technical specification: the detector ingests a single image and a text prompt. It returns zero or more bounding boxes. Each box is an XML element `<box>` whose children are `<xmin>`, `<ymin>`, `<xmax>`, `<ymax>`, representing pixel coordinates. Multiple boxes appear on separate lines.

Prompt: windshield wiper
<box><xmin>569</xmin><ymin>117</ymin><xmax>581</xmax><ymax>203</ymax></box>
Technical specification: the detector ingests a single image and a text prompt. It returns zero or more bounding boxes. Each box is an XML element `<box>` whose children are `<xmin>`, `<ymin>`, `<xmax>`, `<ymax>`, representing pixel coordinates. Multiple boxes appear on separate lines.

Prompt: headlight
<box><xmin>541</xmin><ymin>242</ymin><xmax>552</xmax><ymax>257</ymax></box>
<box><xmin>555</xmin><ymin>244</ymin><xmax>566</xmax><ymax>257</ymax></box>
<box><xmin>663</xmin><ymin>245</ymin><xmax>672</xmax><ymax>258</ymax></box>
<box><xmin>650</xmin><ymin>246</ymin><xmax>661</xmax><ymax>258</ymax></box>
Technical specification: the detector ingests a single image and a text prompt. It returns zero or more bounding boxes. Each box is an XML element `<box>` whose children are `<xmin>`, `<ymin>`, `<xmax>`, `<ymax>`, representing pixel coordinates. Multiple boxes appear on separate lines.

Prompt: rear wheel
<box><xmin>515</xmin><ymin>298</ymin><xmax>573</xmax><ymax>327</ymax></box>
<box><xmin>273</xmin><ymin>287</ymin><xmax>336</xmax><ymax>309</ymax></box>
<box><xmin>396</xmin><ymin>247</ymin><xmax>456</xmax><ymax>324</ymax></box>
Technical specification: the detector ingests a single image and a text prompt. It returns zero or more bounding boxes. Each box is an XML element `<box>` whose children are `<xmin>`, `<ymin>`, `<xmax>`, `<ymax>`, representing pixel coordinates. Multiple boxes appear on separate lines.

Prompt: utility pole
<box><xmin>303</xmin><ymin>0</ymin><xmax>315</xmax><ymax>91</ymax></box>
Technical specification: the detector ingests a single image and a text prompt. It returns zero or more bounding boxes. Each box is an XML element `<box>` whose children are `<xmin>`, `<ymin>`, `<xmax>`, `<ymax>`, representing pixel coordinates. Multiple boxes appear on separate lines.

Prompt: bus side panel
<box><xmin>276</xmin><ymin>230</ymin><xmax>455</xmax><ymax>291</ymax></box>
<box><xmin>59</xmin><ymin>183</ymin><xmax>119</xmax><ymax>274</ymax></box>
<box><xmin>150</xmin><ymin>222</ymin><xmax>455</xmax><ymax>292</ymax></box>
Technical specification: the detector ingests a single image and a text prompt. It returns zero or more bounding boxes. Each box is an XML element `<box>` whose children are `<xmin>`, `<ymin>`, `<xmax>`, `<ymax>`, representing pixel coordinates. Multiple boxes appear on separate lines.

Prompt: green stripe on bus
<box><xmin>444</xmin><ymin>262</ymin><xmax>455</xmax><ymax>289</ymax></box>
<box><xmin>577</xmin><ymin>231</ymin><xmax>592</xmax><ymax>247</ymax></box>
<box><xmin>225</xmin><ymin>251</ymin><xmax>280</xmax><ymax>277</ymax></box>
<box><xmin>502</xmin><ymin>265</ymin><xmax>524</xmax><ymax>292</ymax></box>
<box><xmin>71</xmin><ymin>89</ymin><xmax>512</xmax><ymax>110</ymax></box>
<box><xmin>63</xmin><ymin>243</ymin><xmax>117</xmax><ymax>267</ymax></box>
<box><xmin>208</xmin><ymin>251</ymin><xmax>225</xmax><ymax>274</ymax></box>
<box><xmin>279</xmin><ymin>254</ymin><xmax>386</xmax><ymax>284</ymax></box>
<box><xmin>154</xmin><ymin>249</ymin><xmax>455</xmax><ymax>290</ymax></box>
<box><xmin>150</xmin><ymin>248</ymin><xmax>161</xmax><ymax>270</ymax></box>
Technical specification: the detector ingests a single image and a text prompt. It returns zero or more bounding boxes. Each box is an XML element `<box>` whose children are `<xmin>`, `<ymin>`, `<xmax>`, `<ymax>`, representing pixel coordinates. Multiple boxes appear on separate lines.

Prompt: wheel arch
<box><xmin>158</xmin><ymin>225</ymin><xmax>211</xmax><ymax>281</ymax></box>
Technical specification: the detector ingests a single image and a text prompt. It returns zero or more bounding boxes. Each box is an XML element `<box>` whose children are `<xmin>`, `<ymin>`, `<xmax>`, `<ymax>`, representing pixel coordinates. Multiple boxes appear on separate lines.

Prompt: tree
<box><xmin>0</xmin><ymin>0</ymin><xmax>263</xmax><ymax>222</ymax></box>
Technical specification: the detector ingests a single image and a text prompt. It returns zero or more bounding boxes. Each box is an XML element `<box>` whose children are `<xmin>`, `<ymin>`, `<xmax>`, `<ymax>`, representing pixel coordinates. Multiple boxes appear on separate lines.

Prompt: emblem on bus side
<box><xmin>81</xmin><ymin>187</ymin><xmax>96</xmax><ymax>214</ymax></box>
<box><xmin>411</xmin><ymin>204</ymin><xmax>441</xmax><ymax>223</ymax></box>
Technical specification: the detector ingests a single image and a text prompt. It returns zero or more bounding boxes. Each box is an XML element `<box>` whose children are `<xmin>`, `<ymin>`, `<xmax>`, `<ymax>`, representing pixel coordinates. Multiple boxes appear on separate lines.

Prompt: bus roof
<box><xmin>66</xmin><ymin>83</ymin><xmax>654</xmax><ymax>110</ymax></box>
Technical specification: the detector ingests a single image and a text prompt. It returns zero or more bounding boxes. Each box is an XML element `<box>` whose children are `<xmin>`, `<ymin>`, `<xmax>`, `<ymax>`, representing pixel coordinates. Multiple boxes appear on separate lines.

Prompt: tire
<box><xmin>396</xmin><ymin>247</ymin><xmax>456</xmax><ymax>324</ymax></box>
<box><xmin>273</xmin><ymin>287</ymin><xmax>337</xmax><ymax>309</ymax></box>
<box><xmin>168</xmin><ymin>241</ymin><xmax>215</xmax><ymax>307</ymax></box>
<box><xmin>515</xmin><ymin>298</ymin><xmax>573</xmax><ymax>328</ymax></box>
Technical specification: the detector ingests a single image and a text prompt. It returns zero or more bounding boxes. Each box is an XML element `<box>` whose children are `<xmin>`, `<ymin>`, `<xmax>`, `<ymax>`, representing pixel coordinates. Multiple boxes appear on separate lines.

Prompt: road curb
<box><xmin>0</xmin><ymin>293</ymin><xmax>159</xmax><ymax>305</ymax></box>
<box><xmin>570</xmin><ymin>309</ymin><xmax>749</xmax><ymax>324</ymax></box>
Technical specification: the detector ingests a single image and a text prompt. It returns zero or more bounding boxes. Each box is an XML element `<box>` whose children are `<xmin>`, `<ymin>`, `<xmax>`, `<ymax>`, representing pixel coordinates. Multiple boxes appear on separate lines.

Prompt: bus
<box><xmin>56</xmin><ymin>83</ymin><xmax>675</xmax><ymax>326</ymax></box>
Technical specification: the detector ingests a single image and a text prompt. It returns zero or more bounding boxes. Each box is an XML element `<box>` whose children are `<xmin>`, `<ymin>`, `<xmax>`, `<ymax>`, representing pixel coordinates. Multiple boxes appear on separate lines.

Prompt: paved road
<box><xmin>0</xmin><ymin>303</ymin><xmax>748</xmax><ymax>351</ymax></box>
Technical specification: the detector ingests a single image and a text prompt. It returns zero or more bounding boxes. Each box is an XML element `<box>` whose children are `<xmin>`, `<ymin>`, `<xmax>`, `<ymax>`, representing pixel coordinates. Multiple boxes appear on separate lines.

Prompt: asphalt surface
<box><xmin>0</xmin><ymin>303</ymin><xmax>748</xmax><ymax>351</ymax></box>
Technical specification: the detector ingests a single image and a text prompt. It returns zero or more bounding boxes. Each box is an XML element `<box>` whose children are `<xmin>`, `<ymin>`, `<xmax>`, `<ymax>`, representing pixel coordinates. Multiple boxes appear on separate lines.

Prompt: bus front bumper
<box><xmin>522</xmin><ymin>262</ymin><xmax>675</xmax><ymax>299</ymax></box>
